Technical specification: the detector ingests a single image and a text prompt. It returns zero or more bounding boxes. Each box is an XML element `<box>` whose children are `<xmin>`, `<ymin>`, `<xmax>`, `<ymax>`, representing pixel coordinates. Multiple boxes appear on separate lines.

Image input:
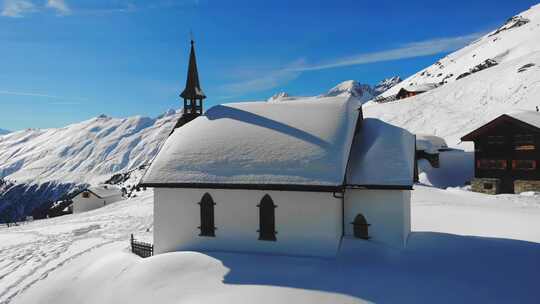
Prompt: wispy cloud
<box><xmin>0</xmin><ymin>90</ymin><xmax>86</xmax><ymax>104</ymax></box>
<box><xmin>222</xmin><ymin>32</ymin><xmax>484</xmax><ymax>96</ymax></box>
<box><xmin>46</xmin><ymin>0</ymin><xmax>71</xmax><ymax>15</ymax></box>
<box><xmin>1</xmin><ymin>0</ymin><xmax>198</xmax><ymax>17</ymax></box>
<box><xmin>1</xmin><ymin>0</ymin><xmax>36</xmax><ymax>17</ymax></box>
<box><xmin>287</xmin><ymin>32</ymin><xmax>483</xmax><ymax>72</ymax></box>
<box><xmin>220</xmin><ymin>61</ymin><xmax>305</xmax><ymax>96</ymax></box>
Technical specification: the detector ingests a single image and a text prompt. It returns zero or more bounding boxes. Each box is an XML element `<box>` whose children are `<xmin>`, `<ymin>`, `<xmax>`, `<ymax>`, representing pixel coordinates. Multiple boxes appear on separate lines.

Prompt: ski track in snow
<box><xmin>0</xmin><ymin>192</ymin><xmax>153</xmax><ymax>304</ymax></box>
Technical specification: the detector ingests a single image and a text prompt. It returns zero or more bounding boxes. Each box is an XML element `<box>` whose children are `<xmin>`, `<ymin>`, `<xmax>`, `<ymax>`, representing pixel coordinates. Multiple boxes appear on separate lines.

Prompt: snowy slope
<box><xmin>1</xmin><ymin>187</ymin><xmax>539</xmax><ymax>304</ymax></box>
<box><xmin>366</xmin><ymin>4</ymin><xmax>540</xmax><ymax>146</ymax></box>
<box><xmin>0</xmin><ymin>110</ymin><xmax>181</xmax><ymax>185</ymax></box>
<box><xmin>0</xmin><ymin>128</ymin><xmax>10</xmax><ymax>136</ymax></box>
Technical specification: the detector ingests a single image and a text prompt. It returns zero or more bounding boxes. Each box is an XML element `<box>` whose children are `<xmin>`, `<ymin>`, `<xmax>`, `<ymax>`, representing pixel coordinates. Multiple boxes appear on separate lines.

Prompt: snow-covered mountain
<box><xmin>367</xmin><ymin>4</ymin><xmax>540</xmax><ymax>145</ymax></box>
<box><xmin>373</xmin><ymin>76</ymin><xmax>402</xmax><ymax>95</ymax></box>
<box><xmin>0</xmin><ymin>128</ymin><xmax>10</xmax><ymax>135</ymax></box>
<box><xmin>269</xmin><ymin>77</ymin><xmax>401</xmax><ymax>103</ymax></box>
<box><xmin>267</xmin><ymin>92</ymin><xmax>291</xmax><ymax>102</ymax></box>
<box><xmin>321</xmin><ymin>80</ymin><xmax>376</xmax><ymax>102</ymax></box>
<box><xmin>0</xmin><ymin>110</ymin><xmax>180</xmax><ymax>184</ymax></box>
<box><xmin>0</xmin><ymin>110</ymin><xmax>181</xmax><ymax>220</ymax></box>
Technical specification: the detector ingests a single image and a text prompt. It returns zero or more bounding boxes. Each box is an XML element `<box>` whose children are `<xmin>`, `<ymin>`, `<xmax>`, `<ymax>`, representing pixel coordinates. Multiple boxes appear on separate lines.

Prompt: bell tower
<box><xmin>171</xmin><ymin>39</ymin><xmax>206</xmax><ymax>134</ymax></box>
<box><xmin>180</xmin><ymin>39</ymin><xmax>206</xmax><ymax>116</ymax></box>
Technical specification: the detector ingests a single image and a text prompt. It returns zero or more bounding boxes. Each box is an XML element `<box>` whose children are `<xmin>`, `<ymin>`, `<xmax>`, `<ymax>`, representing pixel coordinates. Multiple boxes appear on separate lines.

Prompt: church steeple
<box><xmin>169</xmin><ymin>39</ymin><xmax>207</xmax><ymax>136</ymax></box>
<box><xmin>180</xmin><ymin>39</ymin><xmax>206</xmax><ymax>116</ymax></box>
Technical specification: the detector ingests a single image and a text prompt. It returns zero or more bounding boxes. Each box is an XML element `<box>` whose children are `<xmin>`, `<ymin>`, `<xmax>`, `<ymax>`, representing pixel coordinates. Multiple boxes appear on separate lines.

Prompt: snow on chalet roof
<box><xmin>507</xmin><ymin>110</ymin><xmax>540</xmax><ymax>129</ymax></box>
<box><xmin>142</xmin><ymin>96</ymin><xmax>415</xmax><ymax>189</ymax></box>
<box><xmin>346</xmin><ymin>119</ymin><xmax>415</xmax><ymax>188</ymax></box>
<box><xmin>142</xmin><ymin>97</ymin><xmax>360</xmax><ymax>188</ymax></box>
<box><xmin>85</xmin><ymin>185</ymin><xmax>122</xmax><ymax>198</ymax></box>
<box><xmin>402</xmin><ymin>83</ymin><xmax>438</xmax><ymax>93</ymax></box>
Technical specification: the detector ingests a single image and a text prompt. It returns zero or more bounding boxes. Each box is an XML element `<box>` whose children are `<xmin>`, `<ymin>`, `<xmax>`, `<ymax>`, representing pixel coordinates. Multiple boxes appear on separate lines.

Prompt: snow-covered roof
<box><xmin>416</xmin><ymin>134</ymin><xmax>448</xmax><ymax>153</ymax></box>
<box><xmin>142</xmin><ymin>97</ymin><xmax>415</xmax><ymax>190</ymax></box>
<box><xmin>142</xmin><ymin>97</ymin><xmax>360</xmax><ymax>188</ymax></box>
<box><xmin>401</xmin><ymin>83</ymin><xmax>438</xmax><ymax>93</ymax></box>
<box><xmin>507</xmin><ymin>111</ymin><xmax>540</xmax><ymax>129</ymax></box>
<box><xmin>346</xmin><ymin>119</ymin><xmax>415</xmax><ymax>188</ymax></box>
<box><xmin>84</xmin><ymin>185</ymin><xmax>122</xmax><ymax>198</ymax></box>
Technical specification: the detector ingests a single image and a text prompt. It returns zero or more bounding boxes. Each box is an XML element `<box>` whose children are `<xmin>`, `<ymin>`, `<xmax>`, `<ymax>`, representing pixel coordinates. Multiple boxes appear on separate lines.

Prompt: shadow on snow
<box><xmin>206</xmin><ymin>231</ymin><xmax>540</xmax><ymax>303</ymax></box>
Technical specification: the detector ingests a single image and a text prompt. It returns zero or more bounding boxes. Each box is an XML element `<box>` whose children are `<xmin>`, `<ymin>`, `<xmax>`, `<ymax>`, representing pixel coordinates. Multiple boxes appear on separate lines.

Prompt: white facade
<box><xmin>153</xmin><ymin>187</ymin><xmax>411</xmax><ymax>257</ymax></box>
<box><xmin>72</xmin><ymin>187</ymin><xmax>123</xmax><ymax>214</ymax></box>
<box><xmin>154</xmin><ymin>188</ymin><xmax>342</xmax><ymax>257</ymax></box>
<box><xmin>344</xmin><ymin>189</ymin><xmax>410</xmax><ymax>248</ymax></box>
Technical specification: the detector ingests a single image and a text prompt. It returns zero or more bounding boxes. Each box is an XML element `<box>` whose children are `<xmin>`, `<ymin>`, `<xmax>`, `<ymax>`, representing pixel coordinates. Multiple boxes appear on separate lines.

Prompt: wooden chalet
<box><xmin>396</xmin><ymin>83</ymin><xmax>438</xmax><ymax>100</ymax></box>
<box><xmin>461</xmin><ymin>111</ymin><xmax>540</xmax><ymax>194</ymax></box>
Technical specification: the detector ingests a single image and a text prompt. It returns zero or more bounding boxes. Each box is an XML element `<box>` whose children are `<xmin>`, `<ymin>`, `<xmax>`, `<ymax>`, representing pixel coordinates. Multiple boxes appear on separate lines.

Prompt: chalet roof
<box><xmin>180</xmin><ymin>40</ymin><xmax>206</xmax><ymax>100</ymax></box>
<box><xmin>141</xmin><ymin>96</ymin><xmax>415</xmax><ymax>191</ymax></box>
<box><xmin>461</xmin><ymin>111</ymin><xmax>540</xmax><ymax>141</ymax></box>
<box><xmin>81</xmin><ymin>185</ymin><xmax>122</xmax><ymax>199</ymax></box>
<box><xmin>400</xmin><ymin>83</ymin><xmax>438</xmax><ymax>93</ymax></box>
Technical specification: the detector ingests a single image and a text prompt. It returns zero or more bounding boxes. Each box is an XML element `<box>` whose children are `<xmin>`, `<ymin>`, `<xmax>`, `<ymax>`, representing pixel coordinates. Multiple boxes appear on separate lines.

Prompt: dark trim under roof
<box><xmin>461</xmin><ymin>114</ymin><xmax>540</xmax><ymax>141</ymax></box>
<box><xmin>345</xmin><ymin>184</ymin><xmax>413</xmax><ymax>190</ymax></box>
<box><xmin>79</xmin><ymin>189</ymin><xmax>103</xmax><ymax>199</ymax></box>
<box><xmin>139</xmin><ymin>182</ymin><xmax>412</xmax><ymax>192</ymax></box>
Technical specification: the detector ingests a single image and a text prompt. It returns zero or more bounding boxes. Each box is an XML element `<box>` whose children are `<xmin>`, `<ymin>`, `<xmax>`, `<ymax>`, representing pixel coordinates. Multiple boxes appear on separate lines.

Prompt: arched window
<box><xmin>352</xmin><ymin>214</ymin><xmax>370</xmax><ymax>240</ymax></box>
<box><xmin>257</xmin><ymin>194</ymin><xmax>277</xmax><ymax>241</ymax></box>
<box><xmin>198</xmin><ymin>193</ymin><xmax>216</xmax><ymax>237</ymax></box>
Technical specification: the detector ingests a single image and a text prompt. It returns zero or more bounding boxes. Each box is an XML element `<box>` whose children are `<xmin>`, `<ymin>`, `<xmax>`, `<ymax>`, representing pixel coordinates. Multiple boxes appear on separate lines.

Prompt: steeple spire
<box><xmin>180</xmin><ymin>39</ymin><xmax>206</xmax><ymax>116</ymax></box>
<box><xmin>170</xmin><ymin>38</ymin><xmax>207</xmax><ymax>135</ymax></box>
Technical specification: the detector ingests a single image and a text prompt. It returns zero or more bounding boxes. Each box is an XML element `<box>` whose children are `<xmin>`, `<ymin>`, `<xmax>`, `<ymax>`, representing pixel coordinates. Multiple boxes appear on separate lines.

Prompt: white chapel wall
<box><xmin>154</xmin><ymin>188</ymin><xmax>342</xmax><ymax>257</ymax></box>
<box><xmin>344</xmin><ymin>189</ymin><xmax>411</xmax><ymax>248</ymax></box>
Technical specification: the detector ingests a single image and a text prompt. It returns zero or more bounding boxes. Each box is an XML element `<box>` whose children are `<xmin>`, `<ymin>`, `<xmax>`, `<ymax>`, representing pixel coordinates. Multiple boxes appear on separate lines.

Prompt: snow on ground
<box><xmin>0</xmin><ymin>191</ymin><xmax>153</xmax><ymax>304</ymax></box>
<box><xmin>1</xmin><ymin>186</ymin><xmax>539</xmax><ymax>304</ymax></box>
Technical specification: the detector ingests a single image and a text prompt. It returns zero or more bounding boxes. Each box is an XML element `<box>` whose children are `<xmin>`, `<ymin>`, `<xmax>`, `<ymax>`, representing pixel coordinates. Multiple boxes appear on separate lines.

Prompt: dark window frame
<box><xmin>198</xmin><ymin>193</ymin><xmax>216</xmax><ymax>237</ymax></box>
<box><xmin>514</xmin><ymin>134</ymin><xmax>535</xmax><ymax>151</ymax></box>
<box><xmin>477</xmin><ymin>159</ymin><xmax>507</xmax><ymax>170</ymax></box>
<box><xmin>352</xmin><ymin>214</ymin><xmax>370</xmax><ymax>240</ymax></box>
<box><xmin>512</xmin><ymin>160</ymin><xmax>537</xmax><ymax>171</ymax></box>
<box><xmin>257</xmin><ymin>194</ymin><xmax>277</xmax><ymax>241</ymax></box>
<box><xmin>487</xmin><ymin>135</ymin><xmax>506</xmax><ymax>145</ymax></box>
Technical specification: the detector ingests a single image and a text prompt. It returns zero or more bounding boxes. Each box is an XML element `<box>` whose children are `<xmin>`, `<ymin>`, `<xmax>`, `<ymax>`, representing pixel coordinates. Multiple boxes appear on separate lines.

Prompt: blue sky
<box><xmin>0</xmin><ymin>0</ymin><xmax>538</xmax><ymax>130</ymax></box>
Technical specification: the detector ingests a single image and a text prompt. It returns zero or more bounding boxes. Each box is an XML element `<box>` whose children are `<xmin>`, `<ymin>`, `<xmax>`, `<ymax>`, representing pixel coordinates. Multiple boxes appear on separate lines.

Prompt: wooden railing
<box><xmin>130</xmin><ymin>234</ymin><xmax>153</xmax><ymax>258</ymax></box>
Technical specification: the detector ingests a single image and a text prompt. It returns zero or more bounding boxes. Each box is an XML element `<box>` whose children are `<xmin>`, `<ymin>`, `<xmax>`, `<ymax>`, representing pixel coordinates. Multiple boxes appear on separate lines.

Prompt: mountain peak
<box><xmin>323</xmin><ymin>80</ymin><xmax>375</xmax><ymax>101</ymax></box>
<box><xmin>0</xmin><ymin>128</ymin><xmax>11</xmax><ymax>136</ymax></box>
<box><xmin>374</xmin><ymin>76</ymin><xmax>402</xmax><ymax>95</ymax></box>
<box><xmin>267</xmin><ymin>92</ymin><xmax>290</xmax><ymax>102</ymax></box>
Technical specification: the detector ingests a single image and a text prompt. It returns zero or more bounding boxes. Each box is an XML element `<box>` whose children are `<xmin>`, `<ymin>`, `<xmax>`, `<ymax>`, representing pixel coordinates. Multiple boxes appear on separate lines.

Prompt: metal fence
<box><xmin>130</xmin><ymin>234</ymin><xmax>153</xmax><ymax>258</ymax></box>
